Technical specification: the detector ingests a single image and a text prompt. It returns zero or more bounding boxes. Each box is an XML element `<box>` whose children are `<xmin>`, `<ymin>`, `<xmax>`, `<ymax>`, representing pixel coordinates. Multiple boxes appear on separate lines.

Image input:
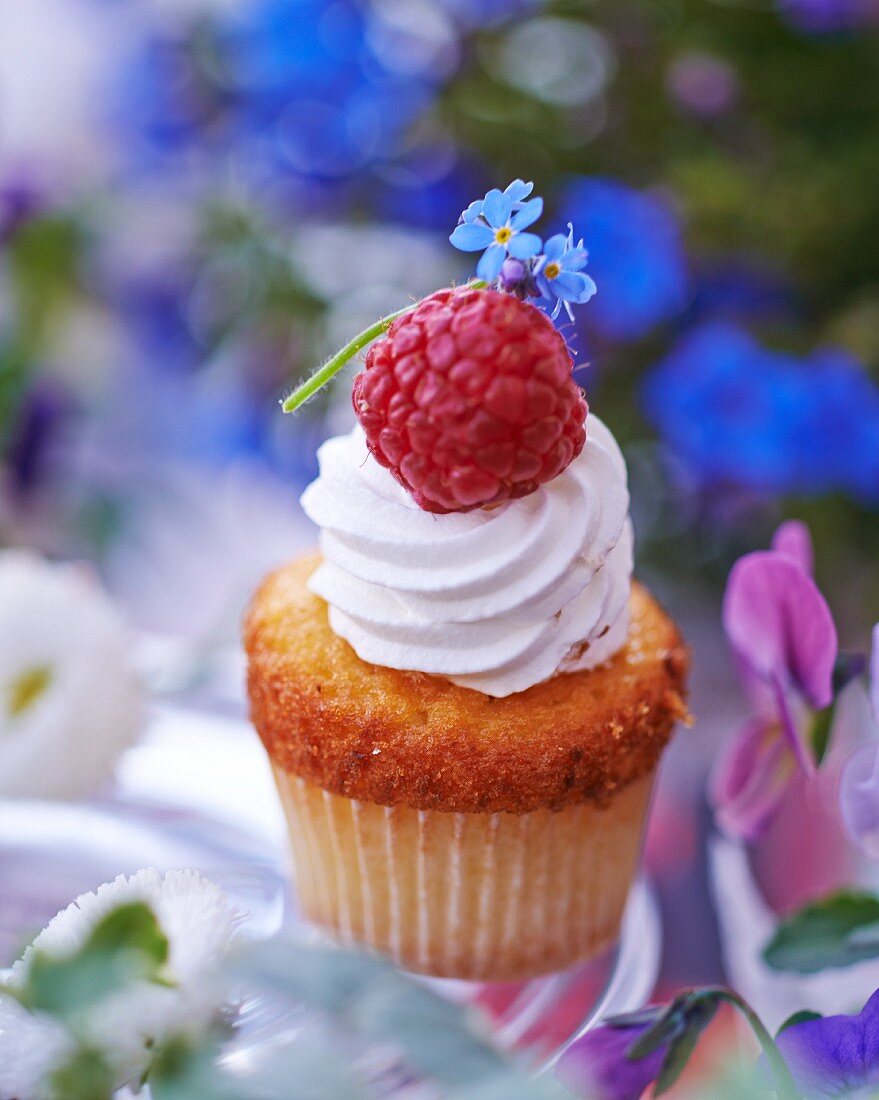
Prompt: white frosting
<box><xmin>300</xmin><ymin>414</ymin><xmax>633</xmax><ymax>697</ymax></box>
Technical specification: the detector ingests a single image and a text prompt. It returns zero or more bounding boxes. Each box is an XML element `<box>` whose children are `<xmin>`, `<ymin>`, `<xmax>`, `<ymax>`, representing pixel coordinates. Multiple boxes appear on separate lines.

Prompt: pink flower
<box><xmin>710</xmin><ymin>521</ymin><xmax>838</xmax><ymax>841</ymax></box>
<box><xmin>839</xmin><ymin>624</ymin><xmax>879</xmax><ymax>859</ymax></box>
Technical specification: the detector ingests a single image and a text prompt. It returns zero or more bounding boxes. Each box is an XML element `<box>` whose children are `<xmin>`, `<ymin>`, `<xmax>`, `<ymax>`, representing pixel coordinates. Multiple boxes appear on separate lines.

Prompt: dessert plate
<box><xmin>0</xmin><ymin>703</ymin><xmax>661</xmax><ymax>1078</ymax></box>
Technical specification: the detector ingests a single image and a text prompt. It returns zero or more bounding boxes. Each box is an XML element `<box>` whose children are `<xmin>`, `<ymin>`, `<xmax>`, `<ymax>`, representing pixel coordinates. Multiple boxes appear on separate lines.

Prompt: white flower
<box><xmin>0</xmin><ymin>996</ymin><xmax>71</xmax><ymax>1100</ymax></box>
<box><xmin>1</xmin><ymin>869</ymin><xmax>243</xmax><ymax>1097</ymax></box>
<box><xmin>0</xmin><ymin>551</ymin><xmax>145</xmax><ymax>800</ymax></box>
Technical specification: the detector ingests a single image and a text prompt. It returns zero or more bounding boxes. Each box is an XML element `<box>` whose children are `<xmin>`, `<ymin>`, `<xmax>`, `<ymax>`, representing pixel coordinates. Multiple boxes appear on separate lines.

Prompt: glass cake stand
<box><xmin>0</xmin><ymin>703</ymin><xmax>661</xmax><ymax>1081</ymax></box>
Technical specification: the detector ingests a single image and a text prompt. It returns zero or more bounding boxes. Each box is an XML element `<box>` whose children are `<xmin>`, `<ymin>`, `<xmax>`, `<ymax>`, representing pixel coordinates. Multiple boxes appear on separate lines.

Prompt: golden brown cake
<box><xmin>245</xmin><ymin>552</ymin><xmax>689</xmax><ymax>980</ymax></box>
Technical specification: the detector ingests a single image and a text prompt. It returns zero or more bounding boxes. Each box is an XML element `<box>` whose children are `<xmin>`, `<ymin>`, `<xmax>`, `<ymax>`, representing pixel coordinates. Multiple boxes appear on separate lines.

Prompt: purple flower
<box><xmin>450</xmin><ymin>184</ymin><xmax>543</xmax><ymax>281</ymax></box>
<box><xmin>534</xmin><ymin>226</ymin><xmax>597</xmax><ymax>321</ymax></box>
<box><xmin>498</xmin><ymin>257</ymin><xmax>536</xmax><ymax>297</ymax></box>
<box><xmin>556</xmin><ymin>1018</ymin><xmax>666</xmax><ymax>1100</ymax></box>
<box><xmin>0</xmin><ymin>178</ymin><xmax>46</xmax><ymax>243</ymax></box>
<box><xmin>839</xmin><ymin>624</ymin><xmax>879</xmax><ymax>859</ymax></box>
<box><xmin>666</xmin><ymin>51</ymin><xmax>739</xmax><ymax>118</ymax></box>
<box><xmin>710</xmin><ymin>521</ymin><xmax>838</xmax><ymax>840</ymax></box>
<box><xmin>772</xmin><ymin>517</ymin><xmax>815</xmax><ymax>574</ymax></box>
<box><xmin>775</xmin><ymin>988</ymin><xmax>879</xmax><ymax>1098</ymax></box>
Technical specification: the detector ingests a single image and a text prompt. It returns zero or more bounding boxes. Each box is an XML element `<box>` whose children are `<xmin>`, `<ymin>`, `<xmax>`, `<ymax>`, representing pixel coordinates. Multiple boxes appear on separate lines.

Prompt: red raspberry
<box><xmin>352</xmin><ymin>287</ymin><xmax>588</xmax><ymax>513</ymax></box>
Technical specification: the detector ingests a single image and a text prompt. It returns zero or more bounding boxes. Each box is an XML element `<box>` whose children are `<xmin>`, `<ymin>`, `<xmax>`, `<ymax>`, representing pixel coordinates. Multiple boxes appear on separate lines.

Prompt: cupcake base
<box><xmin>274</xmin><ymin>769</ymin><xmax>655</xmax><ymax>981</ymax></box>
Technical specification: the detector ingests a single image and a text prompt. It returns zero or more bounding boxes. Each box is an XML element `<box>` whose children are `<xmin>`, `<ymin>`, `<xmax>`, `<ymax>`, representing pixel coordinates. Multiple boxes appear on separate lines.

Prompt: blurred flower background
<box><xmin>2</xmin><ymin>0</ymin><xmax>879</xmax><ymax>1092</ymax></box>
<box><xmin>4</xmin><ymin>0</ymin><xmax>879</xmax><ymax>616</ymax></box>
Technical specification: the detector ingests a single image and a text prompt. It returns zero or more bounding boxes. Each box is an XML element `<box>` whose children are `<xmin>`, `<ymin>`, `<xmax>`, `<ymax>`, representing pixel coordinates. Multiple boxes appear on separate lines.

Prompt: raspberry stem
<box><xmin>281</xmin><ymin>280</ymin><xmax>487</xmax><ymax>414</ymax></box>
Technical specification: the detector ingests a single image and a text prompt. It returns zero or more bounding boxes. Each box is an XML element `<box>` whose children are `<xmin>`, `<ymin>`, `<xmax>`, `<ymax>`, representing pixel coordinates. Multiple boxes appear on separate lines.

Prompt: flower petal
<box><xmin>510</xmin><ymin>196</ymin><xmax>543</xmax><ymax>231</ymax></box>
<box><xmin>709</xmin><ymin>718</ymin><xmax>795</xmax><ymax>841</ymax></box>
<box><xmin>449</xmin><ymin>222</ymin><xmax>494</xmax><ymax>251</ymax></box>
<box><xmin>775</xmin><ymin>989</ymin><xmax>879</xmax><ymax>1098</ymax></box>
<box><xmin>557</xmin><ymin>1021</ymin><xmax>665</xmax><ymax>1100</ymax></box>
<box><xmin>541</xmin><ymin>233</ymin><xmax>567</xmax><ymax>262</ymax></box>
<box><xmin>560</xmin><ymin>247</ymin><xmax>590</xmax><ymax>272</ymax></box>
<box><xmin>504</xmin><ymin>178</ymin><xmax>534</xmax><ymax>203</ymax></box>
<box><xmin>482</xmin><ymin>188</ymin><xmax>511</xmax><ymax>229</ymax></box>
<box><xmin>840</xmin><ymin>741</ymin><xmax>879</xmax><ymax>861</ymax></box>
<box><xmin>723</xmin><ymin>551</ymin><xmax>838</xmax><ymax>710</ymax></box>
<box><xmin>461</xmin><ymin>199</ymin><xmax>483</xmax><ymax>224</ymax></box>
<box><xmin>476</xmin><ymin>242</ymin><xmax>506</xmax><ymax>282</ymax></box>
<box><xmin>774</xmin><ymin>673</ymin><xmax>817</xmax><ymax>774</ymax></box>
<box><xmin>535</xmin><ymin>273</ymin><xmax>553</xmax><ymax>301</ymax></box>
<box><xmin>553</xmin><ymin>271</ymin><xmax>597</xmax><ymax>303</ymax></box>
<box><xmin>871</xmin><ymin>623</ymin><xmax>879</xmax><ymax>724</ymax></box>
<box><xmin>771</xmin><ymin>520</ymin><xmax>815</xmax><ymax>576</ymax></box>
<box><xmin>507</xmin><ymin>231</ymin><xmax>542</xmax><ymax>260</ymax></box>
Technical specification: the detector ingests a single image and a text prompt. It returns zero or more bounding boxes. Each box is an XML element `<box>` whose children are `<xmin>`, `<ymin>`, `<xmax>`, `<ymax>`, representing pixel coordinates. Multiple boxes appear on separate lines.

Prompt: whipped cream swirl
<box><xmin>300</xmin><ymin>415</ymin><xmax>633</xmax><ymax>697</ymax></box>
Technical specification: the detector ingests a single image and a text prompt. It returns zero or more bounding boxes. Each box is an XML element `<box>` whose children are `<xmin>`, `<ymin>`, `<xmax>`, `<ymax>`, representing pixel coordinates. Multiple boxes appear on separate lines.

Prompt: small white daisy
<box><xmin>0</xmin><ymin>995</ymin><xmax>71</xmax><ymax>1100</ymax></box>
<box><xmin>1</xmin><ymin>868</ymin><xmax>243</xmax><ymax>1096</ymax></box>
<box><xmin>0</xmin><ymin>550</ymin><xmax>145</xmax><ymax>800</ymax></box>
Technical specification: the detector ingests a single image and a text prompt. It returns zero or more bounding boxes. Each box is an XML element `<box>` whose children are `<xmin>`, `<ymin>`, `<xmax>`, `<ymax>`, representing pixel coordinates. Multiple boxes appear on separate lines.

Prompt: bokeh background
<box><xmin>2</xmin><ymin>0</ymin><xmax>879</xmax><ymax>1064</ymax></box>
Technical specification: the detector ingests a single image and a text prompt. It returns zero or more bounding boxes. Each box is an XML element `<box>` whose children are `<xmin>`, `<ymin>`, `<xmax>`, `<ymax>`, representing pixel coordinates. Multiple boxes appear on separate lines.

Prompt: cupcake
<box><xmin>245</xmin><ymin>182</ymin><xmax>689</xmax><ymax>981</ymax></box>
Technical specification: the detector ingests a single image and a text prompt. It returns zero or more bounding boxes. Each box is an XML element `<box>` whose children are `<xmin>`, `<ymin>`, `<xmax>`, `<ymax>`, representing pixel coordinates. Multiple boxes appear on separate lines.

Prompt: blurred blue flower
<box><xmin>111</xmin><ymin>32</ymin><xmax>227</xmax><ymax>158</ymax></box>
<box><xmin>534</xmin><ymin>226</ymin><xmax>596</xmax><ymax>320</ymax></box>
<box><xmin>450</xmin><ymin>185</ymin><xmax>543</xmax><ymax>281</ymax></box>
<box><xmin>0</xmin><ymin>178</ymin><xmax>46</xmax><ymax>243</ymax></box>
<box><xmin>560</xmin><ymin>177</ymin><xmax>688</xmax><ymax>341</ymax></box>
<box><xmin>4</xmin><ymin>380</ymin><xmax>71</xmax><ymax>501</ymax></box>
<box><xmin>117</xmin><ymin>0</ymin><xmax>439</xmax><ymax>182</ymax></box>
<box><xmin>372</xmin><ymin>152</ymin><xmax>486</xmax><ymax>231</ymax></box>
<box><xmin>778</xmin><ymin>0</ymin><xmax>879</xmax><ymax>33</ymax></box>
<box><xmin>436</xmin><ymin>0</ymin><xmax>545</xmax><ymax>30</ymax></box>
<box><xmin>227</xmin><ymin>0</ymin><xmax>436</xmax><ymax>179</ymax></box>
<box><xmin>690</xmin><ymin>258</ymin><xmax>794</xmax><ymax>325</ymax></box>
<box><xmin>642</xmin><ymin>321</ymin><xmax>879</xmax><ymax>503</ymax></box>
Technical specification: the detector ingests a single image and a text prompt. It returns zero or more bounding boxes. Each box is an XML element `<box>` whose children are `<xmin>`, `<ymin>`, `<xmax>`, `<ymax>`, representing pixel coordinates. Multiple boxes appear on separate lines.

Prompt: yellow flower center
<box><xmin>8</xmin><ymin>665</ymin><xmax>52</xmax><ymax>718</ymax></box>
<box><xmin>494</xmin><ymin>226</ymin><xmax>512</xmax><ymax>244</ymax></box>
<box><xmin>544</xmin><ymin>261</ymin><xmax>561</xmax><ymax>280</ymax></box>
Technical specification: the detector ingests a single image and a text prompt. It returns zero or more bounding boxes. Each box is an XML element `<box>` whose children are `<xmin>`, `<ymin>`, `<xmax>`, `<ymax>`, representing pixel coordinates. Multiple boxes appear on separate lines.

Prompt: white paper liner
<box><xmin>274</xmin><ymin>769</ymin><xmax>655</xmax><ymax>981</ymax></box>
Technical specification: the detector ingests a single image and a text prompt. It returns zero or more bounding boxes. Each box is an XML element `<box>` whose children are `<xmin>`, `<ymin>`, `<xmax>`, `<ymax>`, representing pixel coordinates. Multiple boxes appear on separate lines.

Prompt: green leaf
<box><xmin>85</xmin><ymin>902</ymin><xmax>169</xmax><ymax>962</ymax></box>
<box><xmin>22</xmin><ymin>901</ymin><xmax>170</xmax><ymax>1019</ymax></box>
<box><xmin>48</xmin><ymin>1046</ymin><xmax>115</xmax><ymax>1100</ymax></box>
<box><xmin>764</xmin><ymin>891</ymin><xmax>879</xmax><ymax>972</ymax></box>
<box><xmin>229</xmin><ymin>938</ymin><xmax>541</xmax><ymax>1092</ymax></box>
<box><xmin>7</xmin><ymin>213</ymin><xmax>83</xmax><ymax>348</ymax></box>
<box><xmin>149</xmin><ymin>1033</ymin><xmax>249</xmax><ymax>1100</ymax></box>
<box><xmin>809</xmin><ymin>703</ymin><xmax>835</xmax><ymax>766</ymax></box>
<box><xmin>448</xmin><ymin>1070</ymin><xmax>575</xmax><ymax>1100</ymax></box>
<box><xmin>244</xmin><ymin>1025</ymin><xmax>374</xmax><ymax>1100</ymax></box>
<box><xmin>606</xmin><ymin>1005</ymin><xmax>666</xmax><ymax>1030</ymax></box>
<box><xmin>622</xmin><ymin>991</ymin><xmax>725</xmax><ymax>1097</ymax></box>
<box><xmin>812</xmin><ymin>653</ymin><xmax>869</xmax><ymax>764</ymax></box>
<box><xmin>626</xmin><ymin>1005</ymin><xmax>687</xmax><ymax>1059</ymax></box>
<box><xmin>777</xmin><ymin>1010</ymin><xmax>823</xmax><ymax>1035</ymax></box>
<box><xmin>653</xmin><ymin>998</ymin><xmax>720</xmax><ymax>1096</ymax></box>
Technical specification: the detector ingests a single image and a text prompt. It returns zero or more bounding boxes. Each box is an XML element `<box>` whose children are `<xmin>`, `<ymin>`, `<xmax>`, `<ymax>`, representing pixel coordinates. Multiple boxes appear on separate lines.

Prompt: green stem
<box><xmin>715</xmin><ymin>990</ymin><xmax>801</xmax><ymax>1100</ymax></box>
<box><xmin>281</xmin><ymin>279</ymin><xmax>487</xmax><ymax>414</ymax></box>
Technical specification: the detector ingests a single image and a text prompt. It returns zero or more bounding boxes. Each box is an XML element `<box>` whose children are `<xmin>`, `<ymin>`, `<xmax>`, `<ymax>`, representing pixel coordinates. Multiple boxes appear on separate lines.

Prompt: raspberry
<box><xmin>352</xmin><ymin>287</ymin><xmax>588</xmax><ymax>513</ymax></box>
